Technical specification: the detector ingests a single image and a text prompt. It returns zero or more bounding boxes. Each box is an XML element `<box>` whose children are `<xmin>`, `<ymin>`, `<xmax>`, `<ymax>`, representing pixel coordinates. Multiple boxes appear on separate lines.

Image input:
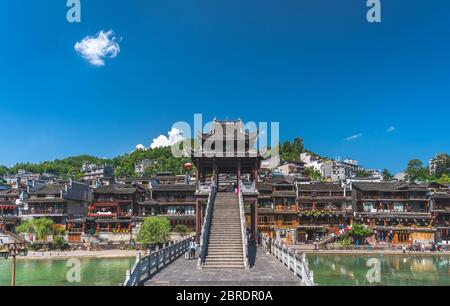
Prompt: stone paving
<box><xmin>145</xmin><ymin>246</ymin><xmax>303</xmax><ymax>286</ymax></box>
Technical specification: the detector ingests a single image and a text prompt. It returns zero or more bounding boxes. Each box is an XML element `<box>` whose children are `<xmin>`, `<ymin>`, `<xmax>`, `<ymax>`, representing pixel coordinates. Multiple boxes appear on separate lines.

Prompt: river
<box><xmin>1</xmin><ymin>254</ymin><xmax>449</xmax><ymax>286</ymax></box>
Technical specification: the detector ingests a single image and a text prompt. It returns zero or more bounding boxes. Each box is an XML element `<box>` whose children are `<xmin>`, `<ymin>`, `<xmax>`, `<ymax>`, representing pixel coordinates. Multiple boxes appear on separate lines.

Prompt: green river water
<box><xmin>0</xmin><ymin>255</ymin><xmax>449</xmax><ymax>286</ymax></box>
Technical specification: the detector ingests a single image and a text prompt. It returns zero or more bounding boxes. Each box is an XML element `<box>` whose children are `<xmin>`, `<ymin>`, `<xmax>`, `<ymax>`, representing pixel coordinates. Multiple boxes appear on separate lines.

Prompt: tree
<box><xmin>16</xmin><ymin>218</ymin><xmax>56</xmax><ymax>241</ymax></box>
<box><xmin>355</xmin><ymin>169</ymin><xmax>372</xmax><ymax>177</ymax></box>
<box><xmin>347</xmin><ymin>223</ymin><xmax>373</xmax><ymax>245</ymax></box>
<box><xmin>173</xmin><ymin>224</ymin><xmax>191</xmax><ymax>237</ymax></box>
<box><xmin>437</xmin><ymin>174</ymin><xmax>450</xmax><ymax>184</ymax></box>
<box><xmin>0</xmin><ymin>165</ymin><xmax>9</xmax><ymax>177</ymax></box>
<box><xmin>382</xmin><ymin>169</ymin><xmax>394</xmax><ymax>181</ymax></box>
<box><xmin>405</xmin><ymin>159</ymin><xmax>429</xmax><ymax>182</ymax></box>
<box><xmin>305</xmin><ymin>166</ymin><xmax>322</xmax><ymax>181</ymax></box>
<box><xmin>136</xmin><ymin>217</ymin><xmax>171</xmax><ymax>246</ymax></box>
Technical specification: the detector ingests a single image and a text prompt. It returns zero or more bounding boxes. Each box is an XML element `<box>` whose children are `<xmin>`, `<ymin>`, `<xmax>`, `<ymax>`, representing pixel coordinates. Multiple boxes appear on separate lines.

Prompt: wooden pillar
<box><xmin>214</xmin><ymin>160</ymin><xmax>219</xmax><ymax>185</ymax></box>
<box><xmin>195</xmin><ymin>199</ymin><xmax>201</xmax><ymax>242</ymax></box>
<box><xmin>254</xmin><ymin>199</ymin><xmax>258</xmax><ymax>236</ymax></box>
<box><xmin>196</xmin><ymin>163</ymin><xmax>200</xmax><ymax>191</ymax></box>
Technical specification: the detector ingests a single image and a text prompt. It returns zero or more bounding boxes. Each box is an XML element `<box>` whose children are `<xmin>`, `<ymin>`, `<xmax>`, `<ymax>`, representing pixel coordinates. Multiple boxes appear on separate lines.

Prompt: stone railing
<box><xmin>198</xmin><ymin>182</ymin><xmax>213</xmax><ymax>194</ymax></box>
<box><xmin>123</xmin><ymin>235</ymin><xmax>194</xmax><ymax>286</ymax></box>
<box><xmin>240</xmin><ymin>181</ymin><xmax>256</xmax><ymax>194</ymax></box>
<box><xmin>261</xmin><ymin>234</ymin><xmax>315</xmax><ymax>286</ymax></box>
<box><xmin>197</xmin><ymin>181</ymin><xmax>216</xmax><ymax>268</ymax></box>
<box><xmin>238</xmin><ymin>182</ymin><xmax>250</xmax><ymax>269</ymax></box>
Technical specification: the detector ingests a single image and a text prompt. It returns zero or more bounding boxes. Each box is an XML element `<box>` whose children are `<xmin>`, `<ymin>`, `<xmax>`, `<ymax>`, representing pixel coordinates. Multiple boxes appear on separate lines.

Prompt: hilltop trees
<box><xmin>405</xmin><ymin>159</ymin><xmax>430</xmax><ymax>183</ymax></box>
<box><xmin>382</xmin><ymin>169</ymin><xmax>394</xmax><ymax>181</ymax></box>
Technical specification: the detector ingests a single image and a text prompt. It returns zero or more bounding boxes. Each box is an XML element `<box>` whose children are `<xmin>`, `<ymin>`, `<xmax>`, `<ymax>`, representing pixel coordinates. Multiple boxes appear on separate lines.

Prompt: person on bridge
<box><xmin>189</xmin><ymin>240</ymin><xmax>196</xmax><ymax>260</ymax></box>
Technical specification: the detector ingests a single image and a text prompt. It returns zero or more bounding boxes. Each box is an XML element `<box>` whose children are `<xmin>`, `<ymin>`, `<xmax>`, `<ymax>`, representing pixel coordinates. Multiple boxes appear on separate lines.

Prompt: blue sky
<box><xmin>0</xmin><ymin>0</ymin><xmax>449</xmax><ymax>173</ymax></box>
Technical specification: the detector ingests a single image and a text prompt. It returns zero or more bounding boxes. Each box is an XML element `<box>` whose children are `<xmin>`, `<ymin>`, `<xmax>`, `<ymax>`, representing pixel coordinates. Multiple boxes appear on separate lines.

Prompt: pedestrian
<box><xmin>189</xmin><ymin>239</ymin><xmax>196</xmax><ymax>259</ymax></box>
<box><xmin>402</xmin><ymin>244</ymin><xmax>406</xmax><ymax>254</ymax></box>
<box><xmin>267</xmin><ymin>236</ymin><xmax>272</xmax><ymax>254</ymax></box>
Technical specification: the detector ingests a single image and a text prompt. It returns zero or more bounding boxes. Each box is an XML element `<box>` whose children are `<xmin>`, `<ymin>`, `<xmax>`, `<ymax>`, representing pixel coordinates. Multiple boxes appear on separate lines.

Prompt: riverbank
<box><xmin>297</xmin><ymin>249</ymin><xmax>450</xmax><ymax>256</ymax></box>
<box><xmin>17</xmin><ymin>249</ymin><xmax>145</xmax><ymax>260</ymax></box>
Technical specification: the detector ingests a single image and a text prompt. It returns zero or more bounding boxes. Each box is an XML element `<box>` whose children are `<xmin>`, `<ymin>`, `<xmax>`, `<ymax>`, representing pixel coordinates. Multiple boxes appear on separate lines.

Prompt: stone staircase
<box><xmin>204</xmin><ymin>192</ymin><xmax>245</xmax><ymax>269</ymax></box>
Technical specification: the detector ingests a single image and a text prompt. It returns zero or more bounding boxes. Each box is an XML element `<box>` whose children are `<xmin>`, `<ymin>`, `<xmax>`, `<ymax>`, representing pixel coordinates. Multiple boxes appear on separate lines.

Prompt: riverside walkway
<box><xmin>144</xmin><ymin>245</ymin><xmax>303</xmax><ymax>286</ymax></box>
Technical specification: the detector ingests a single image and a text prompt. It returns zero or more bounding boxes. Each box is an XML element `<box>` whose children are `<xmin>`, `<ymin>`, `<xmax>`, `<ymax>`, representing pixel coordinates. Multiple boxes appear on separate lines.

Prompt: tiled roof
<box><xmin>352</xmin><ymin>182</ymin><xmax>427</xmax><ymax>192</ymax></box>
<box><xmin>153</xmin><ymin>184</ymin><xmax>196</xmax><ymax>191</ymax></box>
<box><xmin>94</xmin><ymin>184</ymin><xmax>137</xmax><ymax>194</ymax></box>
<box><xmin>29</xmin><ymin>184</ymin><xmax>65</xmax><ymax>195</ymax></box>
<box><xmin>297</xmin><ymin>183</ymin><xmax>343</xmax><ymax>191</ymax></box>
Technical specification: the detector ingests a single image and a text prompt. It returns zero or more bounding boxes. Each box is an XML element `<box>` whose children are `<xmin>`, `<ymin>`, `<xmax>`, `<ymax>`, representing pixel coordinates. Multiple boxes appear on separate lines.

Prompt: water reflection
<box><xmin>308</xmin><ymin>255</ymin><xmax>450</xmax><ymax>286</ymax></box>
<box><xmin>0</xmin><ymin>257</ymin><xmax>135</xmax><ymax>286</ymax></box>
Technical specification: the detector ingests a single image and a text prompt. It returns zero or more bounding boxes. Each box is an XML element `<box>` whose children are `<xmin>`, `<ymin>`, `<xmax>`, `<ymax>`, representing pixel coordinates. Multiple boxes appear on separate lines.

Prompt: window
<box><xmin>363</xmin><ymin>202</ymin><xmax>373</xmax><ymax>212</ymax></box>
<box><xmin>393</xmin><ymin>202</ymin><xmax>404</xmax><ymax>212</ymax></box>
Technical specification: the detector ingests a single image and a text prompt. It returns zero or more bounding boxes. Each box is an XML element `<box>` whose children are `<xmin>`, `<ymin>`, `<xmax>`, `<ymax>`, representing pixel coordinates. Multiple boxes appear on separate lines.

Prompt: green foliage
<box><xmin>405</xmin><ymin>159</ymin><xmax>430</xmax><ymax>183</ymax></box>
<box><xmin>382</xmin><ymin>169</ymin><xmax>394</xmax><ymax>181</ymax></box>
<box><xmin>173</xmin><ymin>224</ymin><xmax>191</xmax><ymax>237</ymax></box>
<box><xmin>355</xmin><ymin>169</ymin><xmax>373</xmax><ymax>177</ymax></box>
<box><xmin>437</xmin><ymin>174</ymin><xmax>450</xmax><ymax>184</ymax></box>
<box><xmin>0</xmin><ymin>165</ymin><xmax>9</xmax><ymax>176</ymax></box>
<box><xmin>340</xmin><ymin>237</ymin><xmax>352</xmax><ymax>247</ymax></box>
<box><xmin>347</xmin><ymin>223</ymin><xmax>373</xmax><ymax>239</ymax></box>
<box><xmin>136</xmin><ymin>217</ymin><xmax>171</xmax><ymax>245</ymax></box>
<box><xmin>279</xmin><ymin>137</ymin><xmax>305</xmax><ymax>161</ymax></box>
<box><xmin>9</xmin><ymin>155</ymin><xmax>109</xmax><ymax>180</ymax></box>
<box><xmin>53</xmin><ymin>236</ymin><xmax>69</xmax><ymax>250</ymax></box>
<box><xmin>16</xmin><ymin>218</ymin><xmax>56</xmax><ymax>240</ymax></box>
<box><xmin>305</xmin><ymin>166</ymin><xmax>322</xmax><ymax>181</ymax></box>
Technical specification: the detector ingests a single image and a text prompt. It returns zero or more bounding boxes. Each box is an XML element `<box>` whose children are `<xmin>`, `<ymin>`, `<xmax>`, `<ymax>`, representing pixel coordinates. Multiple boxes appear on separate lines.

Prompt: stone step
<box><xmin>205</xmin><ymin>258</ymin><xmax>244</xmax><ymax>263</ymax></box>
<box><xmin>208</xmin><ymin>241</ymin><xmax>242</xmax><ymax>246</ymax></box>
<box><xmin>207</xmin><ymin>244</ymin><xmax>242</xmax><ymax>248</ymax></box>
<box><xmin>205</xmin><ymin>254</ymin><xmax>243</xmax><ymax>258</ymax></box>
<box><xmin>209</xmin><ymin>233</ymin><xmax>241</xmax><ymax>240</ymax></box>
<box><xmin>203</xmin><ymin>264</ymin><xmax>244</xmax><ymax>269</ymax></box>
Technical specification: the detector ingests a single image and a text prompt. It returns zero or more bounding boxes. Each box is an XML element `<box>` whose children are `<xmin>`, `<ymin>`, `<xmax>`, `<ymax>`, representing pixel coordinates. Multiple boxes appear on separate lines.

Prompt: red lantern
<box><xmin>183</xmin><ymin>163</ymin><xmax>193</xmax><ymax>171</ymax></box>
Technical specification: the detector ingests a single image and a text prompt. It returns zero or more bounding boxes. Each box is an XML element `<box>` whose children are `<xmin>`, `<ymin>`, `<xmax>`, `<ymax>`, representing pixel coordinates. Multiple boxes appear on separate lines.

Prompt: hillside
<box><xmin>0</xmin><ymin>137</ymin><xmax>309</xmax><ymax>180</ymax></box>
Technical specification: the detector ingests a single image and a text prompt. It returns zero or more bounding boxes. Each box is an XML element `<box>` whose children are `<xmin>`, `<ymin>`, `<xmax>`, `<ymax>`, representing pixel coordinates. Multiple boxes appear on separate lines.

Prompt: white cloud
<box><xmin>74</xmin><ymin>30</ymin><xmax>120</xmax><ymax>66</ymax></box>
<box><xmin>150</xmin><ymin>128</ymin><xmax>185</xmax><ymax>149</ymax></box>
<box><xmin>386</xmin><ymin>126</ymin><xmax>395</xmax><ymax>133</ymax></box>
<box><xmin>345</xmin><ymin>133</ymin><xmax>363</xmax><ymax>141</ymax></box>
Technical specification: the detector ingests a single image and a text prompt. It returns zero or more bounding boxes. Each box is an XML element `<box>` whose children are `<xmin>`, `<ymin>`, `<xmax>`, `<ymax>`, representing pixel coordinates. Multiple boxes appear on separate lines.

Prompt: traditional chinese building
<box><xmin>0</xmin><ymin>189</ymin><xmax>20</xmax><ymax>232</ymax></box>
<box><xmin>253</xmin><ymin>176</ymin><xmax>298</xmax><ymax>243</ymax></box>
<box><xmin>191</xmin><ymin>119</ymin><xmax>261</xmax><ymax>240</ymax></box>
<box><xmin>352</xmin><ymin>182</ymin><xmax>433</xmax><ymax>244</ymax></box>
<box><xmin>428</xmin><ymin>183</ymin><xmax>450</xmax><ymax>242</ymax></box>
<box><xmin>296</xmin><ymin>182</ymin><xmax>352</xmax><ymax>243</ymax></box>
<box><xmin>137</xmin><ymin>183</ymin><xmax>197</xmax><ymax>229</ymax></box>
<box><xmin>25</xmin><ymin>180</ymin><xmax>89</xmax><ymax>225</ymax></box>
<box><xmin>67</xmin><ymin>183</ymin><xmax>150</xmax><ymax>242</ymax></box>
